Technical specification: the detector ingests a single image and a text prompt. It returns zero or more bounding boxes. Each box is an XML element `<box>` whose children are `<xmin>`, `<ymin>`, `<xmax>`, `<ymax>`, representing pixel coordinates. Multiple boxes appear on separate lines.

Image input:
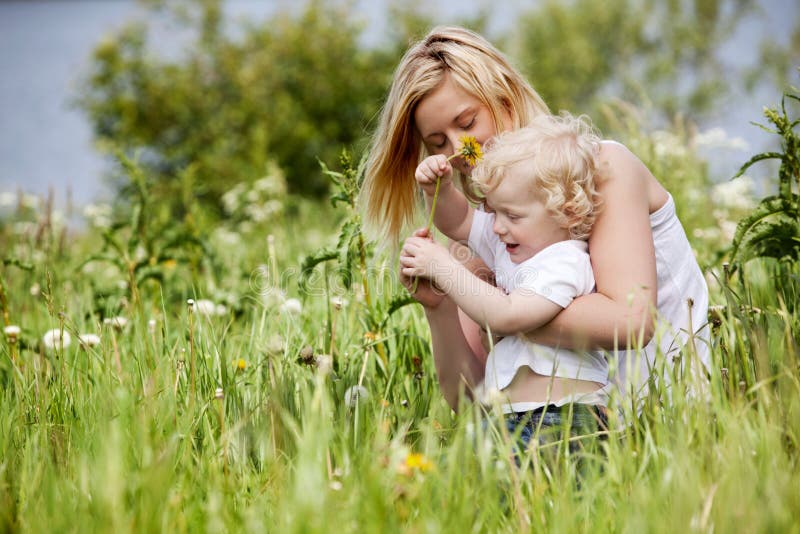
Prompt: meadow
<box><xmin>1</xmin><ymin>97</ymin><xmax>799</xmax><ymax>532</ymax></box>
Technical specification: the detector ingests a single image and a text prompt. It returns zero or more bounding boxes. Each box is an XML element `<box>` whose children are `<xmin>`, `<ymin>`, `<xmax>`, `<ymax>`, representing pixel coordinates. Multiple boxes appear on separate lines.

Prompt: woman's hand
<box><xmin>415</xmin><ymin>155</ymin><xmax>453</xmax><ymax>196</ymax></box>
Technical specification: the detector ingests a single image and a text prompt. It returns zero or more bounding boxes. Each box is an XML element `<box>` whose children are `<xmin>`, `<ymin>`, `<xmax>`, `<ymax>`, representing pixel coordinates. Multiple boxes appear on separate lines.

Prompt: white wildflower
<box><xmin>221</xmin><ymin>183</ymin><xmax>245</xmax><ymax>214</ymax></box>
<box><xmin>344</xmin><ymin>385</ymin><xmax>369</xmax><ymax>407</ymax></box>
<box><xmin>78</xmin><ymin>333</ymin><xmax>101</xmax><ymax>348</ymax></box>
<box><xmin>211</xmin><ymin>227</ymin><xmax>242</xmax><ymax>247</ymax></box>
<box><xmin>280</xmin><ymin>298</ymin><xmax>302</xmax><ymax>315</ymax></box>
<box><xmin>42</xmin><ymin>328</ymin><xmax>71</xmax><ymax>351</ymax></box>
<box><xmin>83</xmin><ymin>202</ymin><xmax>113</xmax><ymax>228</ymax></box>
<box><xmin>29</xmin><ymin>283</ymin><xmax>41</xmax><ymax>297</ymax></box>
<box><xmin>694</xmin><ymin>127</ymin><xmax>749</xmax><ymax>151</ymax></box>
<box><xmin>652</xmin><ymin>130</ymin><xmax>688</xmax><ymax>159</ymax></box>
<box><xmin>246</xmin><ymin>189</ymin><xmax>260</xmax><ymax>203</ymax></box>
<box><xmin>148</xmin><ymin>319</ymin><xmax>157</xmax><ymax>333</ymax></box>
<box><xmin>712</xmin><ymin>177</ymin><xmax>755</xmax><ymax>211</ymax></box>
<box><xmin>21</xmin><ymin>194</ymin><xmax>40</xmax><ymax>210</ymax></box>
<box><xmin>0</xmin><ymin>192</ymin><xmax>16</xmax><ymax>208</ymax></box>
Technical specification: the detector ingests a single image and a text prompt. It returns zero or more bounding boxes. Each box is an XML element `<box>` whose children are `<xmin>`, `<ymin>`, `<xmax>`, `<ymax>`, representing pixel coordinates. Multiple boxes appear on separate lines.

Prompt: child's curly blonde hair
<box><xmin>471</xmin><ymin>113</ymin><xmax>604</xmax><ymax>240</ymax></box>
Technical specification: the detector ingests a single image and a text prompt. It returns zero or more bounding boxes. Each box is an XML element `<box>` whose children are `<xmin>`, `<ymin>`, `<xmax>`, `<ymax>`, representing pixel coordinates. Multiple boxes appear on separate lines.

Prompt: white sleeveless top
<box><xmin>607</xmin><ymin>192</ymin><xmax>711</xmax><ymax>409</ymax></box>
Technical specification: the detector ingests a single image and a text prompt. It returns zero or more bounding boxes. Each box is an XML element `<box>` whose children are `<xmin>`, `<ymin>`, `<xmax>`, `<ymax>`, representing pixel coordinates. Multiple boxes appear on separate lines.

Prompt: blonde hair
<box><xmin>471</xmin><ymin>113</ymin><xmax>604</xmax><ymax>240</ymax></box>
<box><xmin>359</xmin><ymin>26</ymin><xmax>550</xmax><ymax>244</ymax></box>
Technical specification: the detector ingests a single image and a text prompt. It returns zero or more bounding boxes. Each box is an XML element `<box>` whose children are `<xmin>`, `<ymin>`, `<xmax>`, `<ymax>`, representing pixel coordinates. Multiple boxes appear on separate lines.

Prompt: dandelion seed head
<box><xmin>330</xmin><ymin>296</ymin><xmax>347</xmax><ymax>310</ymax></box>
<box><xmin>316</xmin><ymin>354</ymin><xmax>333</xmax><ymax>375</ymax></box>
<box><xmin>42</xmin><ymin>328</ymin><xmax>71</xmax><ymax>351</ymax></box>
<box><xmin>148</xmin><ymin>319</ymin><xmax>157</xmax><ymax>333</ymax></box>
<box><xmin>103</xmin><ymin>316</ymin><xmax>128</xmax><ymax>331</ymax></box>
<box><xmin>280</xmin><ymin>298</ymin><xmax>302</xmax><ymax>315</ymax></box>
<box><xmin>5</xmin><ymin>325</ymin><xmax>20</xmax><ymax>343</ymax></box>
<box><xmin>30</xmin><ymin>283</ymin><xmax>41</xmax><ymax>297</ymax></box>
<box><xmin>344</xmin><ymin>385</ymin><xmax>369</xmax><ymax>407</ymax></box>
<box><xmin>194</xmin><ymin>299</ymin><xmax>216</xmax><ymax>316</ymax></box>
<box><xmin>215</xmin><ymin>388</ymin><xmax>224</xmax><ymax>400</ymax></box>
<box><xmin>78</xmin><ymin>333</ymin><xmax>101</xmax><ymax>348</ymax></box>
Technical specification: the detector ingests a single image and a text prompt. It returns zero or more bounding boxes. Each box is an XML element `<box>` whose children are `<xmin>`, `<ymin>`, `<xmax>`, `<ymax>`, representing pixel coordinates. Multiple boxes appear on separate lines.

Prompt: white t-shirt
<box><xmin>468</xmin><ymin>209</ymin><xmax>609</xmax><ymax>412</ymax></box>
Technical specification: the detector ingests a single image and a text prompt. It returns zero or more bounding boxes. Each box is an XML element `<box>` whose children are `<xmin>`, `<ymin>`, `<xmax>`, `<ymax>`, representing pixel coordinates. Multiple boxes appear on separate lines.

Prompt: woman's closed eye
<box><xmin>459</xmin><ymin>116</ymin><xmax>476</xmax><ymax>130</ymax></box>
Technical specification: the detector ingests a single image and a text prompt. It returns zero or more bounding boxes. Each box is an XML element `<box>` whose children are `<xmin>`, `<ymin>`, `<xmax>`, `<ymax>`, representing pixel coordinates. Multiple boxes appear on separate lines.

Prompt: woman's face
<box><xmin>414</xmin><ymin>75</ymin><xmax>511</xmax><ymax>176</ymax></box>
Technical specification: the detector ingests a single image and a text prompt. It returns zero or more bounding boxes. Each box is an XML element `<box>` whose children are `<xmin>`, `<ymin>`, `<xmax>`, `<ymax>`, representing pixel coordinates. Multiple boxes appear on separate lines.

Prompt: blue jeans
<box><xmin>483</xmin><ymin>403</ymin><xmax>608</xmax><ymax>465</ymax></box>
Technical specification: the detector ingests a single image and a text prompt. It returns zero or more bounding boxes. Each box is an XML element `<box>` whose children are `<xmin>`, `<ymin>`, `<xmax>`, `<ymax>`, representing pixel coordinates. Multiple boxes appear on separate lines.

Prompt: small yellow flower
<box><xmin>456</xmin><ymin>135</ymin><xmax>483</xmax><ymax>167</ymax></box>
<box><xmin>363</xmin><ymin>331</ymin><xmax>377</xmax><ymax>342</ymax></box>
<box><xmin>402</xmin><ymin>452</ymin><xmax>433</xmax><ymax>473</ymax></box>
<box><xmin>234</xmin><ymin>358</ymin><xmax>247</xmax><ymax>371</ymax></box>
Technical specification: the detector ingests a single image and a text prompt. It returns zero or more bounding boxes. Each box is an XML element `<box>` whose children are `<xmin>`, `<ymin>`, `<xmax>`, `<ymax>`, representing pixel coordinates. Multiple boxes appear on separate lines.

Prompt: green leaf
<box><xmin>732</xmin><ymin>152</ymin><xmax>783</xmax><ymax>180</ymax></box>
<box><xmin>299</xmin><ymin>247</ymin><xmax>337</xmax><ymax>294</ymax></box>
<box><xmin>731</xmin><ymin>195</ymin><xmax>800</xmax><ymax>263</ymax></box>
<box><xmin>378</xmin><ymin>293</ymin><xmax>418</xmax><ymax>331</ymax></box>
<box><xmin>2</xmin><ymin>258</ymin><xmax>34</xmax><ymax>271</ymax></box>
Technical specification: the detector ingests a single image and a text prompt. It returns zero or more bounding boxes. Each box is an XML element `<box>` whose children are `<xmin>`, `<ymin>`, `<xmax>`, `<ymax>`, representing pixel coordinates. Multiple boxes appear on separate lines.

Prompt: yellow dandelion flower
<box><xmin>403</xmin><ymin>452</ymin><xmax>433</xmax><ymax>473</ymax></box>
<box><xmin>234</xmin><ymin>358</ymin><xmax>247</xmax><ymax>371</ymax></box>
<box><xmin>455</xmin><ymin>135</ymin><xmax>483</xmax><ymax>167</ymax></box>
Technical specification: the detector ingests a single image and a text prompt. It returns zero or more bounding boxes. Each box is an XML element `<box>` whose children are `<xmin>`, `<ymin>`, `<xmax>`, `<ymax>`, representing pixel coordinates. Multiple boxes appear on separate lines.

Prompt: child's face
<box><xmin>485</xmin><ymin>169</ymin><xmax>569</xmax><ymax>263</ymax></box>
<box><xmin>414</xmin><ymin>75</ymin><xmax>510</xmax><ymax>176</ymax></box>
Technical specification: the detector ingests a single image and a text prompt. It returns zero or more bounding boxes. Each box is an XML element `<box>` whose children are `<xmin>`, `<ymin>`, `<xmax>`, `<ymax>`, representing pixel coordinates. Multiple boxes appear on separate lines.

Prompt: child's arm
<box><xmin>416</xmin><ymin>155</ymin><xmax>474</xmax><ymax>242</ymax></box>
<box><xmin>400</xmin><ymin>236</ymin><xmax>562</xmax><ymax>336</ymax></box>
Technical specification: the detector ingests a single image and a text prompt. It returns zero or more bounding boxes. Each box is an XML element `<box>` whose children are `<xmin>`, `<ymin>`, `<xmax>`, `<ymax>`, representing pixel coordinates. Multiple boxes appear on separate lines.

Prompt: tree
<box><xmin>77</xmin><ymin>0</ymin><xmax>397</xmax><ymax>205</ymax></box>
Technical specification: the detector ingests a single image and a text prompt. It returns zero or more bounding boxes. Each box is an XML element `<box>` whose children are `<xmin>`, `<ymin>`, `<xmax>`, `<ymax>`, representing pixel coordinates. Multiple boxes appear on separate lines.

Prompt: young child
<box><xmin>400</xmin><ymin>113</ymin><xmax>609</xmax><ymax>416</ymax></box>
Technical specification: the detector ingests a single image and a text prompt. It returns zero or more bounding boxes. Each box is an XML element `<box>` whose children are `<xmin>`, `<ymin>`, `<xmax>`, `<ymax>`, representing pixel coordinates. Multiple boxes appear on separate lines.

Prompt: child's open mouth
<box><xmin>506</xmin><ymin>243</ymin><xmax>519</xmax><ymax>253</ymax></box>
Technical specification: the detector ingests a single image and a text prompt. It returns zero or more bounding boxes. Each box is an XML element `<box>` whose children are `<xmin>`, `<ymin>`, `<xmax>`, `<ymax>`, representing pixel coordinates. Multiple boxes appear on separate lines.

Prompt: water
<box><xmin>0</xmin><ymin>0</ymin><xmax>797</xmax><ymax>208</ymax></box>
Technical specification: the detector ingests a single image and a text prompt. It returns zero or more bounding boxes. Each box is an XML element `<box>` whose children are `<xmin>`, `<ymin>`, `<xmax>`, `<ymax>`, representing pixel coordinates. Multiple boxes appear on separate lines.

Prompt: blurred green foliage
<box><xmin>77</xmin><ymin>0</ymin><xmax>798</xmax><ymax>213</ymax></box>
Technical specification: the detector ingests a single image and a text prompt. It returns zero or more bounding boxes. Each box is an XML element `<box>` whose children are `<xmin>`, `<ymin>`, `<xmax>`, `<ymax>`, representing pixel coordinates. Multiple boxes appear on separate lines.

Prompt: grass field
<box><xmin>1</xmin><ymin>114</ymin><xmax>799</xmax><ymax>532</ymax></box>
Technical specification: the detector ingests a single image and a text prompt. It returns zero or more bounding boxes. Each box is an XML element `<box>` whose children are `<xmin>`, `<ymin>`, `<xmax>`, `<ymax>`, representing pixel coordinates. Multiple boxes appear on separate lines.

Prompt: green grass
<box><xmin>1</xmin><ymin>180</ymin><xmax>799</xmax><ymax>533</ymax></box>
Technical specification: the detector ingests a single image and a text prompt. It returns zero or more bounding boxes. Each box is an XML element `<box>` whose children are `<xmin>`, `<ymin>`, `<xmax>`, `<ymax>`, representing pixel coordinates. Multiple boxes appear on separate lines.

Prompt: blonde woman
<box><xmin>360</xmin><ymin>26</ymin><xmax>709</xmax><ymax>425</ymax></box>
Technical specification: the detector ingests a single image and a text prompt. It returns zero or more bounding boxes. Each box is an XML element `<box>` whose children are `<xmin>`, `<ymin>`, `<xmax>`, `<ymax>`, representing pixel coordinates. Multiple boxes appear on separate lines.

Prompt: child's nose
<box><xmin>492</xmin><ymin>218</ymin><xmax>506</xmax><ymax>235</ymax></box>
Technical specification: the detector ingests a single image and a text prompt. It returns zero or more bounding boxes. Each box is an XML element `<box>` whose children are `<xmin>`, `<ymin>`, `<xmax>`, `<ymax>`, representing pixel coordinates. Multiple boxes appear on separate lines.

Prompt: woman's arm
<box><xmin>525</xmin><ymin>143</ymin><xmax>659</xmax><ymax>350</ymax></box>
<box><xmin>398</xmin><ymin>243</ymin><xmax>484</xmax><ymax>410</ymax></box>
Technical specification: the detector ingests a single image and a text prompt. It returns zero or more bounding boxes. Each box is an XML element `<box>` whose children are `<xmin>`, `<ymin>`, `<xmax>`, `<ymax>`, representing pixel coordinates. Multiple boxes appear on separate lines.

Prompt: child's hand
<box><xmin>400</xmin><ymin>234</ymin><xmax>454</xmax><ymax>283</ymax></box>
<box><xmin>415</xmin><ymin>155</ymin><xmax>453</xmax><ymax>196</ymax></box>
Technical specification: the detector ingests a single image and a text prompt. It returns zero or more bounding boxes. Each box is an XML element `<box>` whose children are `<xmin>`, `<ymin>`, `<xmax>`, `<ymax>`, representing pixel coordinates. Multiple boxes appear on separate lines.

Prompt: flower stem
<box><xmin>426</xmin><ymin>176</ymin><xmax>443</xmax><ymax>233</ymax></box>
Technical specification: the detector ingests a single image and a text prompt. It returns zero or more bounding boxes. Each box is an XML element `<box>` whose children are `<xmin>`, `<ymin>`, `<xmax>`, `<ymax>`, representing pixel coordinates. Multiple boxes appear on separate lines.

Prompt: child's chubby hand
<box><xmin>415</xmin><ymin>155</ymin><xmax>453</xmax><ymax>196</ymax></box>
<box><xmin>400</xmin><ymin>234</ymin><xmax>455</xmax><ymax>282</ymax></box>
